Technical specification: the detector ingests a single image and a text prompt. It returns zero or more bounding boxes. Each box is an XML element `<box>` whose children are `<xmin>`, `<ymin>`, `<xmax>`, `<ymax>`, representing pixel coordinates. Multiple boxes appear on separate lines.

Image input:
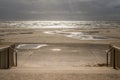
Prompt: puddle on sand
<box><xmin>66</xmin><ymin>34</ymin><xmax>109</xmax><ymax>40</ymax></box>
<box><xmin>43</xmin><ymin>30</ymin><xmax>109</xmax><ymax>40</ymax></box>
<box><xmin>62</xmin><ymin>32</ymin><xmax>109</xmax><ymax>40</ymax></box>
<box><xmin>16</xmin><ymin>44</ymin><xmax>48</xmax><ymax>49</ymax></box>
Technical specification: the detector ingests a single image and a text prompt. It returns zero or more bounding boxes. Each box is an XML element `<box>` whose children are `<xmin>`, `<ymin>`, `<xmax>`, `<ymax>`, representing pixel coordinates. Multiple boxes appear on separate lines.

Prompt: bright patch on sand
<box><xmin>43</xmin><ymin>30</ymin><xmax>63</xmax><ymax>34</ymax></box>
<box><xmin>43</xmin><ymin>31</ymin><xmax>54</xmax><ymax>34</ymax></box>
<box><xmin>51</xmin><ymin>48</ymin><xmax>61</xmax><ymax>51</ymax></box>
<box><xmin>16</xmin><ymin>44</ymin><xmax>48</xmax><ymax>49</ymax></box>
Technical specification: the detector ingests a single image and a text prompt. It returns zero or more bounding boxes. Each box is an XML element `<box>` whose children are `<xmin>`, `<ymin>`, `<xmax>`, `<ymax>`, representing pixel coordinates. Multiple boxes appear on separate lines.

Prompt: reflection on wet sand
<box><xmin>16</xmin><ymin>44</ymin><xmax>48</xmax><ymax>49</ymax></box>
<box><xmin>43</xmin><ymin>30</ymin><xmax>110</xmax><ymax>40</ymax></box>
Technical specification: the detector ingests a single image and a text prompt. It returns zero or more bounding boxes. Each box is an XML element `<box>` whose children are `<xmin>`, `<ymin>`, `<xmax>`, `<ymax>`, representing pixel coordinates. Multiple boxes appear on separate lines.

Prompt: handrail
<box><xmin>106</xmin><ymin>47</ymin><xmax>113</xmax><ymax>67</ymax></box>
<box><xmin>9</xmin><ymin>47</ymin><xmax>17</xmax><ymax>67</ymax></box>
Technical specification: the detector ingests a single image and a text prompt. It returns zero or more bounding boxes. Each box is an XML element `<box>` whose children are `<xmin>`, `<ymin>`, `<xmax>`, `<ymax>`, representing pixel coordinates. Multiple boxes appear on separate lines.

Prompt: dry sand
<box><xmin>0</xmin><ymin>27</ymin><xmax>120</xmax><ymax>80</ymax></box>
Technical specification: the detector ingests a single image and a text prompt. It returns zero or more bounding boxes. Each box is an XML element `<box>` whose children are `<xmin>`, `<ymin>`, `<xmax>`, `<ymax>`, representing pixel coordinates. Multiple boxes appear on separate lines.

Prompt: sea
<box><xmin>0</xmin><ymin>21</ymin><xmax>120</xmax><ymax>28</ymax></box>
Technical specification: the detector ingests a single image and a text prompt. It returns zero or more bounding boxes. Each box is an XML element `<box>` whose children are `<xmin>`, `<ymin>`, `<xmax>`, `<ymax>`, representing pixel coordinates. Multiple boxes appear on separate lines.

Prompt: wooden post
<box><xmin>113</xmin><ymin>48</ymin><xmax>116</xmax><ymax>69</ymax></box>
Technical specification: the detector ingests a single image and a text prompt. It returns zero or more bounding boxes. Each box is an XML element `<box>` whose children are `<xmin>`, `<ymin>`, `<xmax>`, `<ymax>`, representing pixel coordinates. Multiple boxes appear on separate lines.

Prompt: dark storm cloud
<box><xmin>0</xmin><ymin>0</ymin><xmax>120</xmax><ymax>20</ymax></box>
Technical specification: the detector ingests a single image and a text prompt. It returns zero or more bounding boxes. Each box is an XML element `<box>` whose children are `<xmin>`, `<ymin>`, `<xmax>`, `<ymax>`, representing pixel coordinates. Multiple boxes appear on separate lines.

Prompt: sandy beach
<box><xmin>0</xmin><ymin>0</ymin><xmax>120</xmax><ymax>79</ymax></box>
<box><xmin>0</xmin><ymin>27</ymin><xmax>120</xmax><ymax>80</ymax></box>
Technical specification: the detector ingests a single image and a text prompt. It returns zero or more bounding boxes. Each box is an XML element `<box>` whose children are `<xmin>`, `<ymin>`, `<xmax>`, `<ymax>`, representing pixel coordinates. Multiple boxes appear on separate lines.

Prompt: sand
<box><xmin>0</xmin><ymin>28</ymin><xmax>120</xmax><ymax>44</ymax></box>
<box><xmin>0</xmin><ymin>27</ymin><xmax>120</xmax><ymax>80</ymax></box>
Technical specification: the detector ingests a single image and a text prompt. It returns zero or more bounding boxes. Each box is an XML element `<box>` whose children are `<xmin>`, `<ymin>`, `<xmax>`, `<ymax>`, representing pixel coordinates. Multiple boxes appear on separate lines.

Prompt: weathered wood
<box><xmin>109</xmin><ymin>42</ymin><xmax>120</xmax><ymax>69</ymax></box>
<box><xmin>0</xmin><ymin>43</ymin><xmax>17</xmax><ymax>69</ymax></box>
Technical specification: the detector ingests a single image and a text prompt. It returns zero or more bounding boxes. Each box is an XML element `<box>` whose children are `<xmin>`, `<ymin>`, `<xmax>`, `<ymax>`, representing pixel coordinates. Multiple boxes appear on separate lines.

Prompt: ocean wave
<box><xmin>0</xmin><ymin>21</ymin><xmax>119</xmax><ymax>28</ymax></box>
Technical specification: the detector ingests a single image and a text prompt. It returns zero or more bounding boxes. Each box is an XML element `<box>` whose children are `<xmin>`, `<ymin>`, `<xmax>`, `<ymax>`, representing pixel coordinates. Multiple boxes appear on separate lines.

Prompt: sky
<box><xmin>0</xmin><ymin>0</ymin><xmax>120</xmax><ymax>20</ymax></box>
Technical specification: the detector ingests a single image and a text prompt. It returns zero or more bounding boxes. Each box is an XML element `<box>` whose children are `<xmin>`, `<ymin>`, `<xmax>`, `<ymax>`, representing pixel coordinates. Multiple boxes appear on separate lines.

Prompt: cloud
<box><xmin>0</xmin><ymin>0</ymin><xmax>120</xmax><ymax>20</ymax></box>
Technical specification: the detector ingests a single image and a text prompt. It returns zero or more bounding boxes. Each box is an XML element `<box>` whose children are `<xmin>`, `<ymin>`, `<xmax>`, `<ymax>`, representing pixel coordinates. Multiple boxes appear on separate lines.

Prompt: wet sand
<box><xmin>0</xmin><ymin>28</ymin><xmax>120</xmax><ymax>44</ymax></box>
<box><xmin>0</xmin><ymin>27</ymin><xmax>120</xmax><ymax>80</ymax></box>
